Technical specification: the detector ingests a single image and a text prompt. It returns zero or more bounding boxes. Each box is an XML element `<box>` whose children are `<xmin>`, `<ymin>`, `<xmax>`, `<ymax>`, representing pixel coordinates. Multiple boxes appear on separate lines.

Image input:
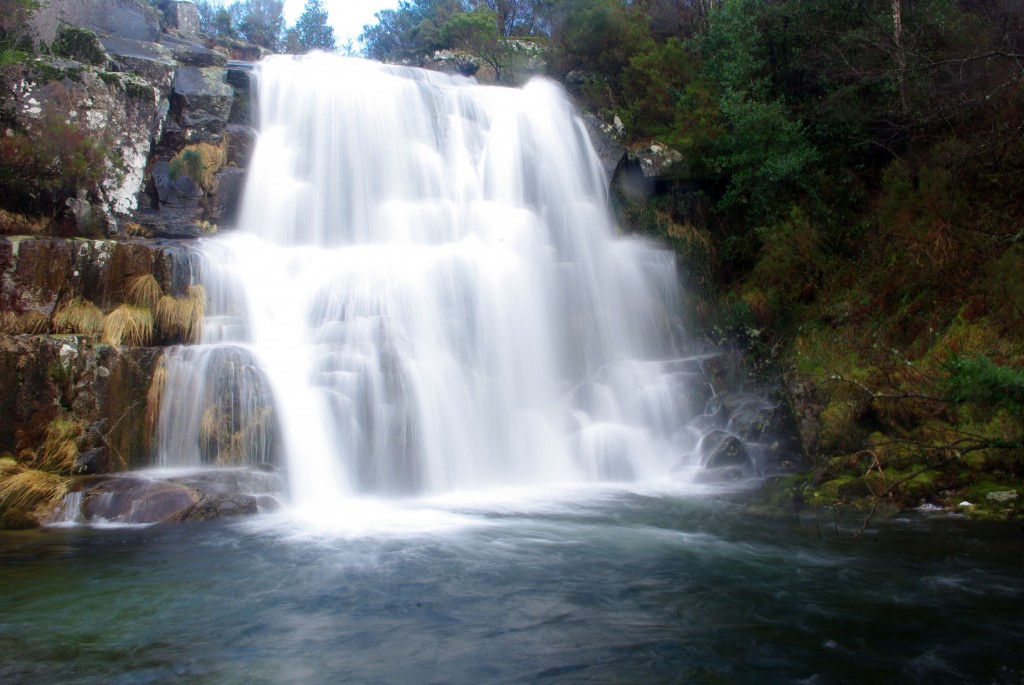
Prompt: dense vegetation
<box><xmin>361</xmin><ymin>0</ymin><xmax>1024</xmax><ymax>517</ymax></box>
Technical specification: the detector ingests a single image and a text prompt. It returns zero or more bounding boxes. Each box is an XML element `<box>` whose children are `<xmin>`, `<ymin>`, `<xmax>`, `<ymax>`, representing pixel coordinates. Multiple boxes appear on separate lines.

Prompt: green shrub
<box><xmin>942</xmin><ymin>355</ymin><xmax>1024</xmax><ymax>416</ymax></box>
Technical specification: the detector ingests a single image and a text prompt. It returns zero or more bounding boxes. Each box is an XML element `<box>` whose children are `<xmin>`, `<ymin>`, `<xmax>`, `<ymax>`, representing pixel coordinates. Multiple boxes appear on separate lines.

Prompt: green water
<box><xmin>2</xmin><ymin>486</ymin><xmax>1022</xmax><ymax>684</ymax></box>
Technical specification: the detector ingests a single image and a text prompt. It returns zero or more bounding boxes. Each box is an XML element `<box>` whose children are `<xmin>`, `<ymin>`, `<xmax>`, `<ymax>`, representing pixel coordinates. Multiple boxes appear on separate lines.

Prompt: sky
<box><xmin>281</xmin><ymin>0</ymin><xmax>400</xmax><ymax>48</ymax></box>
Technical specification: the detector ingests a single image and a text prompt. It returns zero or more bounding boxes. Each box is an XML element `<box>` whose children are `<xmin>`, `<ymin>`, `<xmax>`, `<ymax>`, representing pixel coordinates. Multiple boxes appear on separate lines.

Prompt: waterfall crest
<box><xmin>155</xmin><ymin>54</ymin><xmax>709</xmax><ymax>511</ymax></box>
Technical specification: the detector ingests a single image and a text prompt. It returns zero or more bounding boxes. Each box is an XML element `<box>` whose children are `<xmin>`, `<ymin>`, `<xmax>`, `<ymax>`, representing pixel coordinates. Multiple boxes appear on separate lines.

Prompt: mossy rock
<box><xmin>816</xmin><ymin>402</ymin><xmax>866</xmax><ymax>455</ymax></box>
<box><xmin>960</xmin><ymin>480</ymin><xmax>1024</xmax><ymax>519</ymax></box>
<box><xmin>52</xmin><ymin>27</ymin><xmax>107</xmax><ymax>67</ymax></box>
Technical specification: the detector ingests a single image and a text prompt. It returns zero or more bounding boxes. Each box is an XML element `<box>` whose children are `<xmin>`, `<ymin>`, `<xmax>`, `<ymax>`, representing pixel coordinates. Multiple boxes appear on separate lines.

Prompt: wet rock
<box><xmin>700</xmin><ymin>431</ymin><xmax>750</xmax><ymax>471</ymax></box>
<box><xmin>74</xmin><ymin>446</ymin><xmax>110</xmax><ymax>474</ymax></box>
<box><xmin>0</xmin><ymin>236</ymin><xmax>193</xmax><ymax>311</ymax></box>
<box><xmin>80</xmin><ymin>475</ymin><xmax>198</xmax><ymax>522</ymax></box>
<box><xmin>56</xmin><ymin>468</ymin><xmax>282</xmax><ymax>524</ymax></box>
<box><xmin>226</xmin><ymin>61</ymin><xmax>255</xmax><ymax>91</ymax></box>
<box><xmin>226</xmin><ymin>123</ymin><xmax>256</xmax><ymax>167</ymax></box>
<box><xmin>212</xmin><ymin>167</ymin><xmax>246</xmax><ymax>226</ymax></box>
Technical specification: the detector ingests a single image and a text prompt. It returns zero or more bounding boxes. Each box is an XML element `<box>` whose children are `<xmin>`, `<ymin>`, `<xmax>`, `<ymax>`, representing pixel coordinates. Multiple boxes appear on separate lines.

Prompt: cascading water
<box><xmin>155</xmin><ymin>54</ymin><xmax>715</xmax><ymax>515</ymax></box>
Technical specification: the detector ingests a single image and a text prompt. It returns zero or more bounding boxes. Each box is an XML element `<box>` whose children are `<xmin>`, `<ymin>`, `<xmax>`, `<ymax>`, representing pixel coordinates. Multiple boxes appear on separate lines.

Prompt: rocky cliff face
<box><xmin>2</xmin><ymin>0</ymin><xmax>254</xmax><ymax>239</ymax></box>
<box><xmin>0</xmin><ymin>1</ymin><xmax>264</xmax><ymax>526</ymax></box>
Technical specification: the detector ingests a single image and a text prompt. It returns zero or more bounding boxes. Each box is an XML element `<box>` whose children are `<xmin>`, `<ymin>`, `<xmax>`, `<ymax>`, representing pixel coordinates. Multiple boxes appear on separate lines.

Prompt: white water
<box><xmin>155</xmin><ymin>54</ymin><xmax>712</xmax><ymax>516</ymax></box>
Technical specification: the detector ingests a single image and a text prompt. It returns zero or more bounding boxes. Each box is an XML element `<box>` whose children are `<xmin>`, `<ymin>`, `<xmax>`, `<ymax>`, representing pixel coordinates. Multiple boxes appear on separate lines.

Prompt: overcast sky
<box><xmin>281</xmin><ymin>0</ymin><xmax>400</xmax><ymax>48</ymax></box>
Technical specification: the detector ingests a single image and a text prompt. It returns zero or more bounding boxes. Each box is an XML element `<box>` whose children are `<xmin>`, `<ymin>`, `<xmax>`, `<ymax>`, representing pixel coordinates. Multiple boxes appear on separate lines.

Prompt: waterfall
<box><xmin>155</xmin><ymin>54</ymin><xmax>711</xmax><ymax>512</ymax></box>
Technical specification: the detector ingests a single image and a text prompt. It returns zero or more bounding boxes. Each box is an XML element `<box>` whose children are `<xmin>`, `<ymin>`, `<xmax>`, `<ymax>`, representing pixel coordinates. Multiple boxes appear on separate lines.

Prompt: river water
<box><xmin>3</xmin><ymin>484</ymin><xmax>1023</xmax><ymax>684</ymax></box>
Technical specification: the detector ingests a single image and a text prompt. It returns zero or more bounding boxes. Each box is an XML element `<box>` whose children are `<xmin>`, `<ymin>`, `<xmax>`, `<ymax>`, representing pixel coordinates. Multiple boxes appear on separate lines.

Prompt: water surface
<box><xmin>3</xmin><ymin>486</ymin><xmax>1022</xmax><ymax>684</ymax></box>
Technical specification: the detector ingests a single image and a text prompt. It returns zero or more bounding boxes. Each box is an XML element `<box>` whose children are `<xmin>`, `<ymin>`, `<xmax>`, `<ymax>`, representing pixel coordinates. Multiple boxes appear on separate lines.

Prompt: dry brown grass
<box><xmin>146</xmin><ymin>354</ymin><xmax>167</xmax><ymax>442</ymax></box>
<box><xmin>125</xmin><ymin>274</ymin><xmax>163</xmax><ymax>310</ymax></box>
<box><xmin>168</xmin><ymin>141</ymin><xmax>226</xmax><ymax>191</ymax></box>
<box><xmin>37</xmin><ymin>418</ymin><xmax>83</xmax><ymax>474</ymax></box>
<box><xmin>123</xmin><ymin>221</ymin><xmax>152</xmax><ymax>238</ymax></box>
<box><xmin>156</xmin><ymin>284</ymin><xmax>205</xmax><ymax>343</ymax></box>
<box><xmin>53</xmin><ymin>297</ymin><xmax>104</xmax><ymax>335</ymax></box>
<box><xmin>0</xmin><ymin>311</ymin><xmax>18</xmax><ymax>334</ymax></box>
<box><xmin>0</xmin><ymin>464</ymin><xmax>69</xmax><ymax>515</ymax></box>
<box><xmin>1</xmin><ymin>309</ymin><xmax>54</xmax><ymax>335</ymax></box>
<box><xmin>0</xmin><ymin>208</ymin><xmax>47</xmax><ymax>235</ymax></box>
<box><xmin>102</xmin><ymin>304</ymin><xmax>154</xmax><ymax>347</ymax></box>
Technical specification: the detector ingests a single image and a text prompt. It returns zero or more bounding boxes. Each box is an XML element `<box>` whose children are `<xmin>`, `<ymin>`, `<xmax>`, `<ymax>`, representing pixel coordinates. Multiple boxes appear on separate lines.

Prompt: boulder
<box><xmin>614</xmin><ymin>143</ymin><xmax>685</xmax><ymax>200</ymax></box>
<box><xmin>169</xmin><ymin>66</ymin><xmax>234</xmax><ymax>144</ymax></box>
<box><xmin>50</xmin><ymin>468</ymin><xmax>282</xmax><ymax>524</ymax></box>
<box><xmin>579</xmin><ymin>112</ymin><xmax>626</xmax><ymax>189</ymax></box>
<box><xmin>629</xmin><ymin>142</ymin><xmax>684</xmax><ymax>179</ymax></box>
<box><xmin>167</xmin><ymin>0</ymin><xmax>201</xmax><ymax>40</ymax></box>
<box><xmin>226</xmin><ymin>123</ymin><xmax>257</xmax><ymax>167</ymax></box>
<box><xmin>102</xmin><ymin>37</ymin><xmax>177</xmax><ymax>89</ymax></box>
<box><xmin>699</xmin><ymin>430</ymin><xmax>751</xmax><ymax>470</ymax></box>
<box><xmin>52</xmin><ymin>26</ymin><xmax>109</xmax><ymax>67</ymax></box>
<box><xmin>162</xmin><ymin>34</ymin><xmax>228</xmax><ymax>68</ymax></box>
<box><xmin>211</xmin><ymin>167</ymin><xmax>246</xmax><ymax>226</ymax></box>
<box><xmin>693</xmin><ymin>465</ymin><xmax>747</xmax><ymax>484</ymax></box>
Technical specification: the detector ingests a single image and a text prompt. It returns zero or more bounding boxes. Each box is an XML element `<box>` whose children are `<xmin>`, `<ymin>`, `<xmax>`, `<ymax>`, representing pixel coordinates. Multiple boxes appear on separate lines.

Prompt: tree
<box><xmin>291</xmin><ymin>0</ymin><xmax>337</xmax><ymax>53</ymax></box>
<box><xmin>441</xmin><ymin>7</ymin><xmax>510</xmax><ymax>80</ymax></box>
<box><xmin>471</xmin><ymin>0</ymin><xmax>541</xmax><ymax>36</ymax></box>
<box><xmin>697</xmin><ymin>0</ymin><xmax>818</xmax><ymax>225</ymax></box>
<box><xmin>237</xmin><ymin>0</ymin><xmax>285</xmax><ymax>51</ymax></box>
<box><xmin>360</xmin><ymin>0</ymin><xmax>464</xmax><ymax>62</ymax></box>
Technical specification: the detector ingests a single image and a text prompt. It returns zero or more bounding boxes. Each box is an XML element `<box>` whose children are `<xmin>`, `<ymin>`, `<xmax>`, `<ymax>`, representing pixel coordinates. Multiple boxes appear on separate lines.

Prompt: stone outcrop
<box><xmin>0</xmin><ymin>335</ymin><xmax>158</xmax><ymax>469</ymax></box>
<box><xmin>6</xmin><ymin>0</ymin><xmax>255</xmax><ymax>239</ymax></box>
<box><xmin>580</xmin><ymin>113</ymin><xmax>626</xmax><ymax>188</ymax></box>
<box><xmin>2</xmin><ymin>54</ymin><xmax>166</xmax><ymax>233</ymax></box>
<box><xmin>0</xmin><ymin>236</ymin><xmax>198</xmax><ymax>315</ymax></box>
<box><xmin>30</xmin><ymin>0</ymin><xmax>163</xmax><ymax>47</ymax></box>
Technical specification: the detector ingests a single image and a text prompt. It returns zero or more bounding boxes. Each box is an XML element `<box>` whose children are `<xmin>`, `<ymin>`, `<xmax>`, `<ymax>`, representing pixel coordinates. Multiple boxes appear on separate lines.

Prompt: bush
<box><xmin>943</xmin><ymin>355</ymin><xmax>1024</xmax><ymax>416</ymax></box>
<box><xmin>0</xmin><ymin>104</ymin><xmax>117</xmax><ymax>217</ymax></box>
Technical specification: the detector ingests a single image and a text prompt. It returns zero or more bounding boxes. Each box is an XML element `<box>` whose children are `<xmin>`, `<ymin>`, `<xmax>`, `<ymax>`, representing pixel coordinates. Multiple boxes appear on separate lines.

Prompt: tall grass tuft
<box><xmin>168</xmin><ymin>141</ymin><xmax>226</xmax><ymax>191</ymax></box>
<box><xmin>18</xmin><ymin>310</ymin><xmax>50</xmax><ymax>334</ymax></box>
<box><xmin>0</xmin><ymin>311</ymin><xmax>18</xmax><ymax>334</ymax></box>
<box><xmin>146</xmin><ymin>354</ymin><xmax>167</xmax><ymax>443</ymax></box>
<box><xmin>0</xmin><ymin>465</ymin><xmax>69</xmax><ymax>516</ymax></box>
<box><xmin>53</xmin><ymin>297</ymin><xmax>104</xmax><ymax>335</ymax></box>
<box><xmin>102</xmin><ymin>304</ymin><xmax>154</xmax><ymax>347</ymax></box>
<box><xmin>37</xmin><ymin>419</ymin><xmax>83</xmax><ymax>474</ymax></box>
<box><xmin>156</xmin><ymin>284</ymin><xmax>205</xmax><ymax>343</ymax></box>
<box><xmin>125</xmin><ymin>274</ymin><xmax>163</xmax><ymax>310</ymax></box>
